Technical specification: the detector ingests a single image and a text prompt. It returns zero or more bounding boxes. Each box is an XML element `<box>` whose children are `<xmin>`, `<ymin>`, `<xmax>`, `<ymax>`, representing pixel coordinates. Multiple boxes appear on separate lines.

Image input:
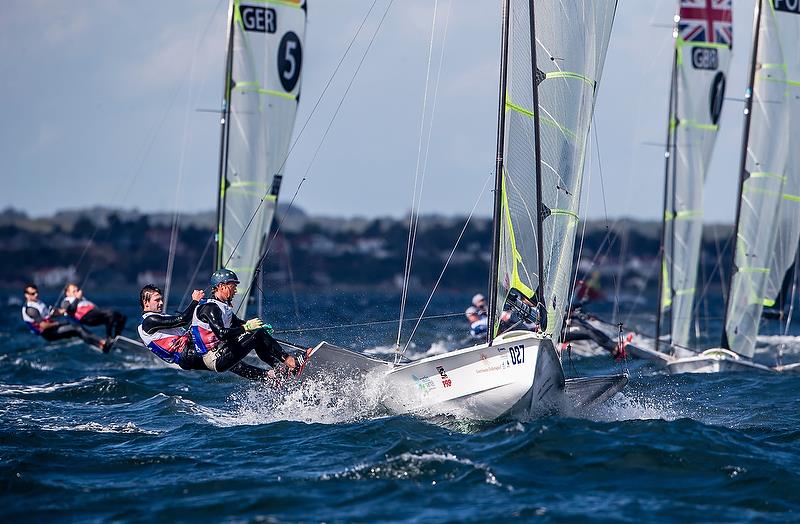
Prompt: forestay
<box><xmin>493</xmin><ymin>0</ymin><xmax>618</xmax><ymax>341</ymax></box>
<box><xmin>725</xmin><ymin>0</ymin><xmax>799</xmax><ymax>357</ymax></box>
<box><xmin>216</xmin><ymin>0</ymin><xmax>306</xmax><ymax>315</ymax></box>
<box><xmin>662</xmin><ymin>0</ymin><xmax>732</xmax><ymax>350</ymax></box>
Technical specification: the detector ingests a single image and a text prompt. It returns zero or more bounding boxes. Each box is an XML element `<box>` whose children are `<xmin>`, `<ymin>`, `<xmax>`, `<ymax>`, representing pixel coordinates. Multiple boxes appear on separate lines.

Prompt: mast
<box><xmin>214</xmin><ymin>0</ymin><xmax>236</xmax><ymax>270</ymax></box>
<box><xmin>654</xmin><ymin>50</ymin><xmax>678</xmax><ymax>354</ymax></box>
<box><xmin>721</xmin><ymin>0</ymin><xmax>763</xmax><ymax>349</ymax></box>
<box><xmin>529</xmin><ymin>0</ymin><xmax>546</xmax><ymax>331</ymax></box>
<box><xmin>487</xmin><ymin>0</ymin><xmax>512</xmax><ymax>344</ymax></box>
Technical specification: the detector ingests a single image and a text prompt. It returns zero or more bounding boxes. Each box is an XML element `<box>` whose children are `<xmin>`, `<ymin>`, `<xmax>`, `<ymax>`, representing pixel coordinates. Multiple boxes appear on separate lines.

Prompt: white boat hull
<box><xmin>666</xmin><ymin>348</ymin><xmax>775</xmax><ymax>374</ymax></box>
<box><xmin>302</xmin><ymin>331</ymin><xmax>626</xmax><ymax>421</ymax></box>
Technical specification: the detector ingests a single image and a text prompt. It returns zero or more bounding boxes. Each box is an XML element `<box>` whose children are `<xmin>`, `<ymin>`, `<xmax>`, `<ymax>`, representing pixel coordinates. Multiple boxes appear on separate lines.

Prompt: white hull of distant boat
<box><xmin>666</xmin><ymin>348</ymin><xmax>775</xmax><ymax>374</ymax></box>
<box><xmin>301</xmin><ymin>330</ymin><xmax>627</xmax><ymax>421</ymax></box>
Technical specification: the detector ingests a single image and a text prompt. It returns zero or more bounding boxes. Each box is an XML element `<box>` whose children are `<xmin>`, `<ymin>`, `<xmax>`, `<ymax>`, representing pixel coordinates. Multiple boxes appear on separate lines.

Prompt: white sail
<box><xmin>217</xmin><ymin>0</ymin><xmax>306</xmax><ymax>316</ymax></box>
<box><xmin>662</xmin><ymin>0</ymin><xmax>732</xmax><ymax>350</ymax></box>
<box><xmin>725</xmin><ymin>0</ymin><xmax>796</xmax><ymax>358</ymax></box>
<box><xmin>762</xmin><ymin>0</ymin><xmax>800</xmax><ymax>311</ymax></box>
<box><xmin>494</xmin><ymin>0</ymin><xmax>617</xmax><ymax>340</ymax></box>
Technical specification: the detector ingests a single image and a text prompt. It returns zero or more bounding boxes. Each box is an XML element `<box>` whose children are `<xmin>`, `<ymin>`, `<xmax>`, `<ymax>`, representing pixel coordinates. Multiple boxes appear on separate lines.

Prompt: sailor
<box><xmin>22</xmin><ymin>283</ymin><xmax>108</xmax><ymax>352</ymax></box>
<box><xmin>190</xmin><ymin>268</ymin><xmax>299</xmax><ymax>376</ymax></box>
<box><xmin>138</xmin><ymin>284</ymin><xmax>276</xmax><ymax>381</ymax></box>
<box><xmin>465</xmin><ymin>306</ymin><xmax>488</xmax><ymax>339</ymax></box>
<box><xmin>471</xmin><ymin>293</ymin><xmax>488</xmax><ymax>316</ymax></box>
<box><xmin>62</xmin><ymin>283</ymin><xmax>127</xmax><ymax>339</ymax></box>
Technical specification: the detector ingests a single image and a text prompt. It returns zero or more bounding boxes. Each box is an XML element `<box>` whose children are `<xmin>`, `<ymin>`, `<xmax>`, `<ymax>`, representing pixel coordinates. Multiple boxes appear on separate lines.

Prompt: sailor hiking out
<box><xmin>62</xmin><ymin>283</ymin><xmax>127</xmax><ymax>339</ymax></box>
<box><xmin>21</xmin><ymin>283</ymin><xmax>108</xmax><ymax>352</ymax></box>
<box><xmin>189</xmin><ymin>268</ymin><xmax>300</xmax><ymax>378</ymax></box>
<box><xmin>138</xmin><ymin>283</ymin><xmax>288</xmax><ymax>381</ymax></box>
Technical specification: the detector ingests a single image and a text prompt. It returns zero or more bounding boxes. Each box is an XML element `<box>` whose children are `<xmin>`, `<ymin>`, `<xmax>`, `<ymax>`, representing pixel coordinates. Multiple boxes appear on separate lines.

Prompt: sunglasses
<box><xmin>25</xmin><ymin>290</ymin><xmax>38</xmax><ymax>295</ymax></box>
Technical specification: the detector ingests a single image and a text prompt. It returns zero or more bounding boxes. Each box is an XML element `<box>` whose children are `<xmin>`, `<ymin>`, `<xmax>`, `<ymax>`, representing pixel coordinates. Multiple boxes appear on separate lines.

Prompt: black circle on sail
<box><xmin>278</xmin><ymin>32</ymin><xmax>302</xmax><ymax>93</ymax></box>
<box><xmin>709</xmin><ymin>71</ymin><xmax>726</xmax><ymax>125</ymax></box>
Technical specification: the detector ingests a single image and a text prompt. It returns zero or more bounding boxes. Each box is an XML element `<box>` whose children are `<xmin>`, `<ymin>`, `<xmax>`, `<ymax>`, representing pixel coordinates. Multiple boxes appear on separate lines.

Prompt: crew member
<box><xmin>138</xmin><ymin>284</ymin><xmax>276</xmax><ymax>381</ymax></box>
<box><xmin>62</xmin><ymin>283</ymin><xmax>127</xmax><ymax>339</ymax></box>
<box><xmin>562</xmin><ymin>312</ymin><xmax>626</xmax><ymax>360</ymax></box>
<box><xmin>471</xmin><ymin>293</ymin><xmax>488</xmax><ymax>316</ymax></box>
<box><xmin>22</xmin><ymin>284</ymin><xmax>108</xmax><ymax>352</ymax></box>
<box><xmin>465</xmin><ymin>306</ymin><xmax>488</xmax><ymax>339</ymax></box>
<box><xmin>191</xmin><ymin>268</ymin><xmax>299</xmax><ymax>376</ymax></box>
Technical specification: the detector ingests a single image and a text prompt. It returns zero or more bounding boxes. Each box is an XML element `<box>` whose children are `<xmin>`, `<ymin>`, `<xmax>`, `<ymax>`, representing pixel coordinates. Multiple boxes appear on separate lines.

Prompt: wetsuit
<box><xmin>62</xmin><ymin>296</ymin><xmax>127</xmax><ymax>338</ymax></box>
<box><xmin>22</xmin><ymin>299</ymin><xmax>105</xmax><ymax>349</ymax></box>
<box><xmin>139</xmin><ymin>300</ymin><xmax>272</xmax><ymax>380</ymax></box>
<box><xmin>191</xmin><ymin>298</ymin><xmax>290</xmax><ymax>373</ymax></box>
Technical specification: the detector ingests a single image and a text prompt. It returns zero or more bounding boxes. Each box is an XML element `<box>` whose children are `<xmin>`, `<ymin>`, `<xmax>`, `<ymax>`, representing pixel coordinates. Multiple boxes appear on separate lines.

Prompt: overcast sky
<box><xmin>1</xmin><ymin>0</ymin><xmax>756</xmax><ymax>223</ymax></box>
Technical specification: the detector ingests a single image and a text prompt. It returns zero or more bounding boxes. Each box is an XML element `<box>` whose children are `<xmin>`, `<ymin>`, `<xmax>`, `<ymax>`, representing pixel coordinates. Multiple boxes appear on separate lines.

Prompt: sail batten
<box><xmin>216</xmin><ymin>0</ymin><xmax>306</xmax><ymax>316</ymax></box>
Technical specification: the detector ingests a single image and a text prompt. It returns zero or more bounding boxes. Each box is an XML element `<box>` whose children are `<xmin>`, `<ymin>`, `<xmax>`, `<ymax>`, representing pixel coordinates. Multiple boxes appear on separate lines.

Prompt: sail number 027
<box><xmin>509</xmin><ymin>344</ymin><xmax>525</xmax><ymax>365</ymax></box>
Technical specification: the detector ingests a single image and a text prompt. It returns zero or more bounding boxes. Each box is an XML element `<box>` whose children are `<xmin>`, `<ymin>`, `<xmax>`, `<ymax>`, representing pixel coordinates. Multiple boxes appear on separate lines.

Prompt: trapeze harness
<box><xmin>63</xmin><ymin>296</ymin><xmax>96</xmax><ymax>320</ymax></box>
<box><xmin>138</xmin><ymin>312</ymin><xmax>191</xmax><ymax>366</ymax></box>
<box><xmin>190</xmin><ymin>298</ymin><xmax>235</xmax><ymax>355</ymax></box>
<box><xmin>22</xmin><ymin>300</ymin><xmax>49</xmax><ymax>334</ymax></box>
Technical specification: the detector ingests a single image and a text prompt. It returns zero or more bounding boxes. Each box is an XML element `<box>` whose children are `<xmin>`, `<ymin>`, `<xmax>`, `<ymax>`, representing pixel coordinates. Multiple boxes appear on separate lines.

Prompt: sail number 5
<box><xmin>509</xmin><ymin>345</ymin><xmax>525</xmax><ymax>365</ymax></box>
<box><xmin>278</xmin><ymin>32</ymin><xmax>302</xmax><ymax>92</ymax></box>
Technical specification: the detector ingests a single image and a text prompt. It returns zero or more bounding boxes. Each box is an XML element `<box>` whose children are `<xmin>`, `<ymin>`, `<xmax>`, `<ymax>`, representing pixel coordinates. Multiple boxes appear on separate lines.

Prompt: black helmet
<box><xmin>210</xmin><ymin>268</ymin><xmax>240</xmax><ymax>288</ymax></box>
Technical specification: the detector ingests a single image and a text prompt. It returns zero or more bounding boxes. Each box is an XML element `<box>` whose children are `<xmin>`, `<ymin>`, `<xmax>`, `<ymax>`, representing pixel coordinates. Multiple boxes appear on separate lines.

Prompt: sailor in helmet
<box><xmin>138</xmin><ymin>284</ymin><xmax>275</xmax><ymax>380</ymax></box>
<box><xmin>190</xmin><ymin>268</ymin><xmax>299</xmax><ymax>377</ymax></box>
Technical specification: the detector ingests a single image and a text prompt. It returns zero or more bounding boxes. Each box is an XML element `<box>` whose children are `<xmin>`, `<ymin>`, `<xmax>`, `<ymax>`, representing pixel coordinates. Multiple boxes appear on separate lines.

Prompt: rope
<box><xmin>275</xmin><ymin>312</ymin><xmax>465</xmax><ymax>335</ymax></box>
<box><xmin>177</xmin><ymin>232</ymin><xmax>215</xmax><ymax>311</ymax></box>
<box><xmin>398</xmin><ymin>0</ymin><xmax>441</xmax><ymax>347</ymax></box>
<box><xmin>398</xmin><ymin>171</ymin><xmax>492</xmax><ymax>361</ymax></box>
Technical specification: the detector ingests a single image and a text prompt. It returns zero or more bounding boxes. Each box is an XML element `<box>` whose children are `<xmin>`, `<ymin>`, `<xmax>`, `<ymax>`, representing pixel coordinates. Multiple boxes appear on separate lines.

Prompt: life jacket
<box><xmin>138</xmin><ymin>312</ymin><xmax>190</xmax><ymax>365</ymax></box>
<box><xmin>470</xmin><ymin>317</ymin><xmax>488</xmax><ymax>338</ymax></box>
<box><xmin>64</xmin><ymin>296</ymin><xmax>96</xmax><ymax>320</ymax></box>
<box><xmin>190</xmin><ymin>298</ymin><xmax>234</xmax><ymax>355</ymax></box>
<box><xmin>21</xmin><ymin>300</ymin><xmax>49</xmax><ymax>335</ymax></box>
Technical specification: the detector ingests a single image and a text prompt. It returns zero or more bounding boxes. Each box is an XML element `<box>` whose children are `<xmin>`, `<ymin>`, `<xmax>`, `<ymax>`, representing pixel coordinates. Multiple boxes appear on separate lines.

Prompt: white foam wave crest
<box><xmin>41</xmin><ymin>421</ymin><xmax>160</xmax><ymax>435</ymax></box>
<box><xmin>207</xmin><ymin>369</ymin><xmax>393</xmax><ymax>426</ymax></box>
<box><xmin>578</xmin><ymin>390</ymin><xmax>685</xmax><ymax>423</ymax></box>
<box><xmin>755</xmin><ymin>335</ymin><xmax>800</xmax><ymax>354</ymax></box>
<box><xmin>321</xmin><ymin>451</ymin><xmax>508</xmax><ymax>489</ymax></box>
<box><xmin>0</xmin><ymin>376</ymin><xmax>115</xmax><ymax>395</ymax></box>
<box><xmin>363</xmin><ymin>339</ymin><xmax>469</xmax><ymax>361</ymax></box>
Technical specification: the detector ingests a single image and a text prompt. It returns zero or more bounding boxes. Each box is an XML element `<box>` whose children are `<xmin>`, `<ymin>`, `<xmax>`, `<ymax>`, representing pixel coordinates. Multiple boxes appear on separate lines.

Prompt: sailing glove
<box><xmin>244</xmin><ymin>318</ymin><xmax>264</xmax><ymax>332</ymax></box>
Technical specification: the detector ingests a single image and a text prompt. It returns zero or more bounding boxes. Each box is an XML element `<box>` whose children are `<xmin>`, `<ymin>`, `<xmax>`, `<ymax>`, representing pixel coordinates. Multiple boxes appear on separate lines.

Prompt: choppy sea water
<box><xmin>2</xmin><ymin>291</ymin><xmax>800</xmax><ymax>522</ymax></box>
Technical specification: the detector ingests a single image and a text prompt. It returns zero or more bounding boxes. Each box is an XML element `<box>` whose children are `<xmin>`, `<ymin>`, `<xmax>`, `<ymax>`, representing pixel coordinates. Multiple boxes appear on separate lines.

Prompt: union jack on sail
<box><xmin>678</xmin><ymin>0</ymin><xmax>733</xmax><ymax>46</ymax></box>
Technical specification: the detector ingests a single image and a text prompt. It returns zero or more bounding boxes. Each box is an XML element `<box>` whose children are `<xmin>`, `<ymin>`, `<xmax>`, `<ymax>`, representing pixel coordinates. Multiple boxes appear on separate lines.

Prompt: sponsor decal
<box><xmin>436</xmin><ymin>366</ymin><xmax>452</xmax><ymax>388</ymax></box>
<box><xmin>411</xmin><ymin>374</ymin><xmax>436</xmax><ymax>394</ymax></box>
<box><xmin>775</xmin><ymin>0</ymin><xmax>800</xmax><ymax>15</ymax></box>
<box><xmin>477</xmin><ymin>353</ymin><xmax>502</xmax><ymax>374</ymax></box>
<box><xmin>240</xmin><ymin>5</ymin><xmax>277</xmax><ymax>33</ymax></box>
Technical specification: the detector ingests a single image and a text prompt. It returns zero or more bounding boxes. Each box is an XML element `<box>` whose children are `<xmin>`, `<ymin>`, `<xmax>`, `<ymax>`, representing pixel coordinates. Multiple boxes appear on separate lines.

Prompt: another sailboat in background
<box><xmin>117</xmin><ymin>0</ymin><xmax>307</xmax><ymax>353</ymax></box>
<box><xmin>667</xmin><ymin>0</ymin><xmax>800</xmax><ymax>373</ymax></box>
<box><xmin>215</xmin><ymin>0</ymin><xmax>306</xmax><ymax>316</ymax></box>
<box><xmin>302</xmin><ymin>0</ymin><xmax>627</xmax><ymax>420</ymax></box>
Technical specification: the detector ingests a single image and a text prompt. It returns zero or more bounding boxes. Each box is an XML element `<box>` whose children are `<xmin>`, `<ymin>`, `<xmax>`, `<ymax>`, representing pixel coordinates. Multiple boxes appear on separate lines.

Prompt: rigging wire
<box><xmin>275</xmin><ymin>311</ymin><xmax>466</xmax><ymax>335</ymax></box>
<box><xmin>177</xmin><ymin>231</ymin><xmax>215</xmax><ymax>311</ymax></box>
<box><xmin>223</xmin><ymin>0</ymin><xmax>389</xmax><ymax>268</ymax></box>
<box><xmin>397</xmin><ymin>0</ymin><xmax>443</xmax><ymax>347</ymax></box>
<box><xmin>399</xmin><ymin>171</ymin><xmax>492</xmax><ymax>361</ymax></box>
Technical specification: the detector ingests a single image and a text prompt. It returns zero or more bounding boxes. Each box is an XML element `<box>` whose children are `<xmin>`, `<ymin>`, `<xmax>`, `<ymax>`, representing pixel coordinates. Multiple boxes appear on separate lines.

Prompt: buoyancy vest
<box><xmin>22</xmin><ymin>300</ymin><xmax>49</xmax><ymax>334</ymax></box>
<box><xmin>190</xmin><ymin>298</ymin><xmax>234</xmax><ymax>355</ymax></box>
<box><xmin>64</xmin><ymin>296</ymin><xmax>96</xmax><ymax>320</ymax></box>
<box><xmin>138</xmin><ymin>312</ymin><xmax>190</xmax><ymax>365</ymax></box>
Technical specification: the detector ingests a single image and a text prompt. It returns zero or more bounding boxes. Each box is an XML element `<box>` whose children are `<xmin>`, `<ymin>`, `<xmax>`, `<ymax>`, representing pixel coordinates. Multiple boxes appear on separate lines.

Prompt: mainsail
<box><xmin>724</xmin><ymin>0</ymin><xmax>799</xmax><ymax>357</ymax></box>
<box><xmin>216</xmin><ymin>0</ymin><xmax>306</xmax><ymax>315</ymax></box>
<box><xmin>659</xmin><ymin>0</ymin><xmax>732</xmax><ymax>352</ymax></box>
<box><xmin>491</xmin><ymin>0</ymin><xmax>618</xmax><ymax>341</ymax></box>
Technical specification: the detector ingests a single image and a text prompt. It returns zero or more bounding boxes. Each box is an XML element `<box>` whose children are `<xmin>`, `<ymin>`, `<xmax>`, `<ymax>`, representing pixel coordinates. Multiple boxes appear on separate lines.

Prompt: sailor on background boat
<box><xmin>62</xmin><ymin>283</ymin><xmax>127</xmax><ymax>340</ymax></box>
<box><xmin>21</xmin><ymin>283</ymin><xmax>108</xmax><ymax>352</ymax></box>
<box><xmin>191</xmin><ymin>268</ymin><xmax>300</xmax><ymax>376</ymax></box>
<box><xmin>138</xmin><ymin>284</ymin><xmax>277</xmax><ymax>381</ymax></box>
<box><xmin>465</xmin><ymin>306</ymin><xmax>488</xmax><ymax>340</ymax></box>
